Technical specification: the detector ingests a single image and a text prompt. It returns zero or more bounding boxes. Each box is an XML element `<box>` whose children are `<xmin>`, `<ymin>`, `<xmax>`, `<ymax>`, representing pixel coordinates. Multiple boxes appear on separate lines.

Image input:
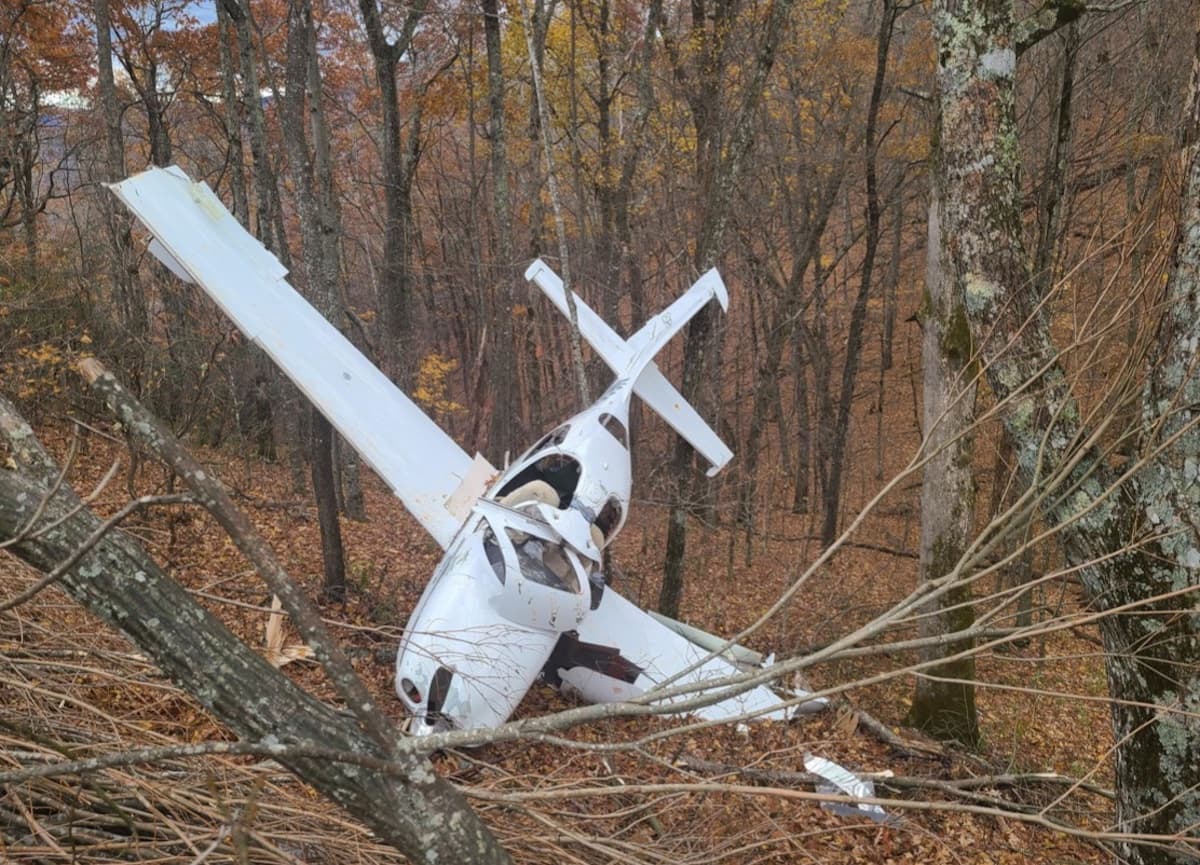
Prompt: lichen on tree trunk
<box><xmin>933</xmin><ymin>0</ymin><xmax>1200</xmax><ymax>859</ymax></box>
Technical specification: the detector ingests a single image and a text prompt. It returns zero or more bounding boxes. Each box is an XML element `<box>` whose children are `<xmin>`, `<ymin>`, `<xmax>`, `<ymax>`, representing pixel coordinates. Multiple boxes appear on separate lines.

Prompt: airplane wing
<box><xmin>108</xmin><ymin>165</ymin><xmax>493</xmax><ymax>550</ymax></box>
<box><xmin>552</xmin><ymin>585</ymin><xmax>824</xmax><ymax>721</ymax></box>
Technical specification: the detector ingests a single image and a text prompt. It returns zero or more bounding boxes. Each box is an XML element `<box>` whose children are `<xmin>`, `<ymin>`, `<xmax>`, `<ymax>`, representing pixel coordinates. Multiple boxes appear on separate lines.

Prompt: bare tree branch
<box><xmin>0</xmin><ymin>377</ymin><xmax>511</xmax><ymax>864</ymax></box>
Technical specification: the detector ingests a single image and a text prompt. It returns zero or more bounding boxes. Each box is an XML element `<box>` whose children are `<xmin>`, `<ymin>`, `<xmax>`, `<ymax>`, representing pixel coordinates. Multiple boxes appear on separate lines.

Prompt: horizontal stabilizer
<box><xmin>525</xmin><ymin>260</ymin><xmax>733</xmax><ymax>476</ymax></box>
<box><xmin>109</xmin><ymin>165</ymin><xmax>491</xmax><ymax>550</ymax></box>
<box><xmin>621</xmin><ymin>268</ymin><xmax>727</xmax><ymax>383</ymax></box>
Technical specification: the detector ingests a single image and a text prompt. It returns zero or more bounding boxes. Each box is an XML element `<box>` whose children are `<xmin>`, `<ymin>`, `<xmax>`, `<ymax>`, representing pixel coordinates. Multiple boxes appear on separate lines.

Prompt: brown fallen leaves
<box><xmin>0</xmin><ymin>422</ymin><xmax>1113</xmax><ymax>864</ymax></box>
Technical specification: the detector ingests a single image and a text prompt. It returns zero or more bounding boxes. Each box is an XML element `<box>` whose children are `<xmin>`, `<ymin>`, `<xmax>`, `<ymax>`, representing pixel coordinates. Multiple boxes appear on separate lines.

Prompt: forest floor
<box><xmin>0</xmin><ymin>407</ymin><xmax>1117</xmax><ymax>865</ymax></box>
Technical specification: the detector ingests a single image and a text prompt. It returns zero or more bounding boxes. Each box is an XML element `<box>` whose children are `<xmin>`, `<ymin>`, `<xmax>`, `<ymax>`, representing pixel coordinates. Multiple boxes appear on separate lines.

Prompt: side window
<box><xmin>599</xmin><ymin>413</ymin><xmax>628</xmax><ymax>449</ymax></box>
<box><xmin>596</xmin><ymin>497</ymin><xmax>623</xmax><ymax>541</ymax></box>
<box><xmin>520</xmin><ymin>424</ymin><xmax>571</xmax><ymax>463</ymax></box>
<box><xmin>482</xmin><ymin>528</ymin><xmax>505</xmax><ymax>584</ymax></box>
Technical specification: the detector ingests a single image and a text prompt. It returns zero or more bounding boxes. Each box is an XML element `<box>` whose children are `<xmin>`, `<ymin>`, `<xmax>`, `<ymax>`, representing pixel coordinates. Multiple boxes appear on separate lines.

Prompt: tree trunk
<box><xmin>481</xmin><ymin>0</ymin><xmax>520</xmax><ymax>457</ymax></box>
<box><xmin>659</xmin><ymin>0</ymin><xmax>793</xmax><ymax>616</ymax></box>
<box><xmin>279</xmin><ymin>0</ymin><xmax>347</xmax><ymax>601</ymax></box>
<box><xmin>16</xmin><ymin>133</ymin><xmax>36</xmax><ymax>272</ymax></box>
<box><xmin>338</xmin><ymin>435</ymin><xmax>366</xmax><ymax>522</ymax></box>
<box><xmin>216</xmin><ymin>0</ymin><xmax>248</xmax><ymax>226</ymax></box>
<box><xmin>312</xmin><ymin>410</ymin><xmax>346</xmax><ymax>602</ymax></box>
<box><xmin>905</xmin><ymin>172</ymin><xmax>979</xmax><ymax>746</ymax></box>
<box><xmin>93</xmin><ymin>0</ymin><xmax>147</xmax><ymax>362</ymax></box>
<box><xmin>220</xmin><ymin>0</ymin><xmax>287</xmax><ymax>263</ymax></box>
<box><xmin>1031</xmin><ymin>22</ymin><xmax>1078</xmax><ymax>296</ymax></box>
<box><xmin>819</xmin><ymin>0</ymin><xmax>896</xmax><ymax>547</ymax></box>
<box><xmin>358</xmin><ymin>0</ymin><xmax>424</xmax><ymax>386</ymax></box>
<box><xmin>219</xmin><ymin>0</ymin><xmax>294</xmax><ymax>469</ymax></box>
<box><xmin>791</xmin><ymin>334</ymin><xmax>811</xmax><ymax>514</ymax></box>
<box><xmin>520</xmin><ymin>0</ymin><xmax>590</xmax><ymax>407</ymax></box>
<box><xmin>737</xmin><ymin>305</ymin><xmax>789</xmax><ymax>530</ymax></box>
<box><xmin>934</xmin><ymin>0</ymin><xmax>1198</xmax><ymax>858</ymax></box>
<box><xmin>142</xmin><ymin>60</ymin><xmax>172</xmax><ymax>168</ymax></box>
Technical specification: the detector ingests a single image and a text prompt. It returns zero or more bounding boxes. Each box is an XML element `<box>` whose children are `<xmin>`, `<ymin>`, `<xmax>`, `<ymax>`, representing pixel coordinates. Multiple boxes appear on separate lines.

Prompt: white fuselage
<box><xmin>396</xmin><ymin>385</ymin><xmax>635</xmax><ymax>735</ymax></box>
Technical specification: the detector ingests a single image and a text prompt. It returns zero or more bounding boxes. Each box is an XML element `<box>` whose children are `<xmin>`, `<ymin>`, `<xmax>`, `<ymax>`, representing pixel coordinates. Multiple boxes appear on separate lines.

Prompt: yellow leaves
<box><xmin>413</xmin><ymin>352</ymin><xmax>465</xmax><ymax>418</ymax></box>
<box><xmin>8</xmin><ymin>340</ymin><xmax>69</xmax><ymax>401</ymax></box>
<box><xmin>3</xmin><ymin>326</ymin><xmax>89</xmax><ymax>403</ymax></box>
<box><xmin>1123</xmin><ymin>132</ymin><xmax>1169</xmax><ymax>159</ymax></box>
<box><xmin>20</xmin><ymin>341</ymin><xmax>62</xmax><ymax>365</ymax></box>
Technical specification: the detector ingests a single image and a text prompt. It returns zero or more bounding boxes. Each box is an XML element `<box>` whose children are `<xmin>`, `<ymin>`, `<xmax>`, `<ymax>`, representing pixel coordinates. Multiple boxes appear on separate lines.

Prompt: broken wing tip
<box><xmin>708</xmin><ymin>270</ymin><xmax>730</xmax><ymax>312</ymax></box>
<box><xmin>693</xmin><ymin>268</ymin><xmax>729</xmax><ymax>312</ymax></box>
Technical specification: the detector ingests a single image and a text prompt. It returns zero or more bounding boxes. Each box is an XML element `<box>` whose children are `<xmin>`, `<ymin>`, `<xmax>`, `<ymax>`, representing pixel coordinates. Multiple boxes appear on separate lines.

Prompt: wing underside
<box><xmin>558</xmin><ymin>586</ymin><xmax>816</xmax><ymax>721</ymax></box>
<box><xmin>110</xmin><ymin>165</ymin><xmax>485</xmax><ymax>549</ymax></box>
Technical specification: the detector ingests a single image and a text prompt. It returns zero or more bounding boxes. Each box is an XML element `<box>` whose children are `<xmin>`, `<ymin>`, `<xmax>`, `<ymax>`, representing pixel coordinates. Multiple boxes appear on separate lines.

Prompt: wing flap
<box><xmin>110</xmin><ymin>166</ymin><xmax>490</xmax><ymax>549</ymax></box>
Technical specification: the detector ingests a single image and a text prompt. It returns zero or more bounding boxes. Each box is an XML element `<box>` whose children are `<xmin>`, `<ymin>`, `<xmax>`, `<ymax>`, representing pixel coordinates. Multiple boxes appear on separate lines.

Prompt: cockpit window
<box><xmin>505</xmin><ymin>529</ymin><xmax>581</xmax><ymax>594</ymax></box>
<box><xmin>482</xmin><ymin>527</ymin><xmax>505</xmax><ymax>584</ymax></box>
<box><xmin>596</xmin><ymin>497</ymin><xmax>623</xmax><ymax>541</ymax></box>
<box><xmin>599</xmin><ymin>413</ymin><xmax>628</xmax><ymax>449</ymax></box>
<box><xmin>498</xmin><ymin>454</ymin><xmax>581</xmax><ymax>507</ymax></box>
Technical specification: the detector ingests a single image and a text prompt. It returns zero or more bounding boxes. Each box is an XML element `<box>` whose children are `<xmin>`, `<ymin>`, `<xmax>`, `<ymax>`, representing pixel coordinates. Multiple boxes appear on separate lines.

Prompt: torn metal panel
<box><xmin>563</xmin><ymin>586</ymin><xmax>809</xmax><ymax>721</ymax></box>
<box><xmin>804</xmin><ymin>754</ymin><xmax>896</xmax><ymax>824</ymax></box>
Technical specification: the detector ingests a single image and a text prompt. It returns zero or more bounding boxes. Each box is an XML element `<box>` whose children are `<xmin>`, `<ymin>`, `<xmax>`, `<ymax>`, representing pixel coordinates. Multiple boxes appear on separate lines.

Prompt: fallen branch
<box><xmin>678</xmin><ymin>754</ymin><xmax>1113</xmax><ymax>802</ymax></box>
<box><xmin>0</xmin><ymin>381</ymin><xmax>511</xmax><ymax>865</ymax></box>
<box><xmin>79</xmin><ymin>357</ymin><xmax>395</xmax><ymax>755</ymax></box>
<box><xmin>839</xmin><ymin>702</ymin><xmax>947</xmax><ymax>760</ymax></box>
<box><xmin>0</xmin><ymin>492</ymin><xmax>195</xmax><ymax>614</ymax></box>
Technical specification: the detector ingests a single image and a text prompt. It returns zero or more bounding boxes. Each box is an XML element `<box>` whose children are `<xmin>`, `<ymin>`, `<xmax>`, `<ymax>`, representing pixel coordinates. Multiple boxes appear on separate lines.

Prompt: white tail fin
<box><xmin>524</xmin><ymin>260</ymin><xmax>733</xmax><ymax>476</ymax></box>
<box><xmin>622</xmin><ymin>268</ymin><xmax>728</xmax><ymax>380</ymax></box>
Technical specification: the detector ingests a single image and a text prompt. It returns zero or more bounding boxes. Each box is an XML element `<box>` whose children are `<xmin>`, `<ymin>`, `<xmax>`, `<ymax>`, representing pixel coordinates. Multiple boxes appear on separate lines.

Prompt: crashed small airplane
<box><xmin>109</xmin><ymin>165</ymin><xmax>822</xmax><ymax>736</ymax></box>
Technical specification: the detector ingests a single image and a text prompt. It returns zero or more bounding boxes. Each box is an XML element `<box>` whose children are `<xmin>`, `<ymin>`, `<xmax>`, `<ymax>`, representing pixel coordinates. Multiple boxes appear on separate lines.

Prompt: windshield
<box><xmin>505</xmin><ymin>529</ymin><xmax>582</xmax><ymax>594</ymax></box>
